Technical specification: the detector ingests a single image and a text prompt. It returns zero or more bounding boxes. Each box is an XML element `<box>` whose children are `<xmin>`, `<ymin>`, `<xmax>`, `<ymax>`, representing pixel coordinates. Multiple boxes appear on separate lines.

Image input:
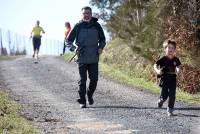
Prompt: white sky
<box><xmin>0</xmin><ymin>0</ymin><xmax>93</xmax><ymax>40</ymax></box>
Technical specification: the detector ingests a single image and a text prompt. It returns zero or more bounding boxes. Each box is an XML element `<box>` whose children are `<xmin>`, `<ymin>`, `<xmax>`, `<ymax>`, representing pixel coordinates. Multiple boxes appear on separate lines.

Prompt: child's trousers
<box><xmin>159</xmin><ymin>75</ymin><xmax>176</xmax><ymax>110</ymax></box>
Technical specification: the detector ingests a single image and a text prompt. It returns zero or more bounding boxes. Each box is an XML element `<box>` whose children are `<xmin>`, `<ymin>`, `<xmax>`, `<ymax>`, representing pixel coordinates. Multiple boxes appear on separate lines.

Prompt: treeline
<box><xmin>0</xmin><ymin>28</ymin><xmax>27</xmax><ymax>55</ymax></box>
<box><xmin>90</xmin><ymin>0</ymin><xmax>200</xmax><ymax>93</ymax></box>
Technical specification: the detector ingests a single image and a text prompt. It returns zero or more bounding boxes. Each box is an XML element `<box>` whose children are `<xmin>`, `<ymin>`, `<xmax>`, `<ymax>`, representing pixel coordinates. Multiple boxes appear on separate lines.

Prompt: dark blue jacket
<box><xmin>67</xmin><ymin>17</ymin><xmax>106</xmax><ymax>64</ymax></box>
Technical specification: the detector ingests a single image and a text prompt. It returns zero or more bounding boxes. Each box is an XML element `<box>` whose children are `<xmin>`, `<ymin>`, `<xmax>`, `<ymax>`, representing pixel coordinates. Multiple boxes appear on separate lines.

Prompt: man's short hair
<box><xmin>82</xmin><ymin>6</ymin><xmax>92</xmax><ymax>12</ymax></box>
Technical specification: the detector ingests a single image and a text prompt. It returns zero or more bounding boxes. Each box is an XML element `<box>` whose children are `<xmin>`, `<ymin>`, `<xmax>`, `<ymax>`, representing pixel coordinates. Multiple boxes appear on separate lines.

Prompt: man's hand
<box><xmin>30</xmin><ymin>36</ymin><xmax>32</xmax><ymax>39</ymax></box>
<box><xmin>76</xmin><ymin>47</ymin><xmax>80</xmax><ymax>55</ymax></box>
<box><xmin>69</xmin><ymin>45</ymin><xmax>76</xmax><ymax>52</ymax></box>
<box><xmin>98</xmin><ymin>48</ymin><xmax>103</xmax><ymax>55</ymax></box>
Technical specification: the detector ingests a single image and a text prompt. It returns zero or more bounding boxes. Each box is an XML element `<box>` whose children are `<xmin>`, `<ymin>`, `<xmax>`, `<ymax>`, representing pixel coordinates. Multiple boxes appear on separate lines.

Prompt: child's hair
<box><xmin>163</xmin><ymin>39</ymin><xmax>176</xmax><ymax>49</ymax></box>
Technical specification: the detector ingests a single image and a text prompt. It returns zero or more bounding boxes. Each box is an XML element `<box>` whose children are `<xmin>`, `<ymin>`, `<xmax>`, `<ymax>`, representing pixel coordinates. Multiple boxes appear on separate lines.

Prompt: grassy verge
<box><xmin>0</xmin><ymin>56</ymin><xmax>37</xmax><ymax>133</ymax></box>
<box><xmin>64</xmin><ymin>52</ymin><xmax>200</xmax><ymax>105</ymax></box>
<box><xmin>64</xmin><ymin>52</ymin><xmax>76</xmax><ymax>62</ymax></box>
<box><xmin>0</xmin><ymin>91</ymin><xmax>38</xmax><ymax>134</ymax></box>
<box><xmin>0</xmin><ymin>56</ymin><xmax>16</xmax><ymax>61</ymax></box>
<box><xmin>99</xmin><ymin>63</ymin><xmax>200</xmax><ymax>105</ymax></box>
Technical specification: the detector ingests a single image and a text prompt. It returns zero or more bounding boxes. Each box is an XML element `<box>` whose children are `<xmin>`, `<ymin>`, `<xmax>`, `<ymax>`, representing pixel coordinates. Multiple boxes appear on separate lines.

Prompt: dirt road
<box><xmin>0</xmin><ymin>56</ymin><xmax>199</xmax><ymax>134</ymax></box>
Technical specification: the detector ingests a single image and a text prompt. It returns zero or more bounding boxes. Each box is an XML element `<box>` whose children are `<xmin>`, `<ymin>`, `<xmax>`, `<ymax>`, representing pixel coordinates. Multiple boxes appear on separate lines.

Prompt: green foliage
<box><xmin>91</xmin><ymin>0</ymin><xmax>165</xmax><ymax>61</ymax></box>
<box><xmin>90</xmin><ymin>0</ymin><xmax>121</xmax><ymax>9</ymax></box>
<box><xmin>91</xmin><ymin>0</ymin><xmax>200</xmax><ymax>93</ymax></box>
<box><xmin>0</xmin><ymin>91</ymin><xmax>38</xmax><ymax>134</ymax></box>
<box><xmin>101</xmin><ymin>38</ymin><xmax>153</xmax><ymax>79</ymax></box>
<box><xmin>178</xmin><ymin>64</ymin><xmax>200</xmax><ymax>93</ymax></box>
<box><xmin>99</xmin><ymin>62</ymin><xmax>200</xmax><ymax>105</ymax></box>
<box><xmin>90</xmin><ymin>0</ymin><xmax>123</xmax><ymax>20</ymax></box>
<box><xmin>161</xmin><ymin>1</ymin><xmax>200</xmax><ymax>93</ymax></box>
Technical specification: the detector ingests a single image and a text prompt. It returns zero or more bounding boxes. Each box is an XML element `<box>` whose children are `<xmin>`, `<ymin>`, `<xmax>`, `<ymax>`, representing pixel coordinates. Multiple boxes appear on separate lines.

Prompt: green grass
<box><xmin>64</xmin><ymin>52</ymin><xmax>200</xmax><ymax>105</ymax></box>
<box><xmin>99</xmin><ymin>63</ymin><xmax>159</xmax><ymax>92</ymax></box>
<box><xmin>0</xmin><ymin>56</ymin><xmax>37</xmax><ymax>133</ymax></box>
<box><xmin>99</xmin><ymin>63</ymin><xmax>200</xmax><ymax>105</ymax></box>
<box><xmin>64</xmin><ymin>52</ymin><xmax>75</xmax><ymax>60</ymax></box>
<box><xmin>0</xmin><ymin>56</ymin><xmax>15</xmax><ymax>61</ymax></box>
<box><xmin>0</xmin><ymin>91</ymin><xmax>38</xmax><ymax>134</ymax></box>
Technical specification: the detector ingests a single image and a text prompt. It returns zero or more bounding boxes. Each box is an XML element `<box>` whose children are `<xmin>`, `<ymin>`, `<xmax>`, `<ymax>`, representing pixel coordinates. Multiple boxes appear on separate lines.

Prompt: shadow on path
<box><xmin>89</xmin><ymin>105</ymin><xmax>200</xmax><ymax>117</ymax></box>
<box><xmin>89</xmin><ymin>105</ymin><xmax>164</xmax><ymax>110</ymax></box>
<box><xmin>90</xmin><ymin>105</ymin><xmax>200</xmax><ymax>111</ymax></box>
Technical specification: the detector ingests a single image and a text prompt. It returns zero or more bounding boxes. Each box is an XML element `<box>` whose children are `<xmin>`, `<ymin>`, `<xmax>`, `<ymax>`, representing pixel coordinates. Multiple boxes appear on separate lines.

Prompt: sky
<box><xmin>0</xmin><ymin>0</ymin><xmax>94</xmax><ymax>40</ymax></box>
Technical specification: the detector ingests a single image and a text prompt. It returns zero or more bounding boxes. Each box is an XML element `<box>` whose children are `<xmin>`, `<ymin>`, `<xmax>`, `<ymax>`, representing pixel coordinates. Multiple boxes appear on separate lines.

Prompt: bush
<box><xmin>102</xmin><ymin>38</ymin><xmax>200</xmax><ymax>94</ymax></box>
<box><xmin>178</xmin><ymin>64</ymin><xmax>200</xmax><ymax>93</ymax></box>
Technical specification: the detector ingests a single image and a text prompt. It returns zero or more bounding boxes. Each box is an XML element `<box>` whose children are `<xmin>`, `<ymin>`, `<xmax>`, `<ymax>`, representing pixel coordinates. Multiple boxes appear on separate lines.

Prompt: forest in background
<box><xmin>90</xmin><ymin>0</ymin><xmax>200</xmax><ymax>93</ymax></box>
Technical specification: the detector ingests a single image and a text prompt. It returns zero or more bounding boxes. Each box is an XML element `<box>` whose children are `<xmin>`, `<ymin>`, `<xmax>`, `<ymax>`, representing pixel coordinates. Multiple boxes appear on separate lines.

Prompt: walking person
<box><xmin>30</xmin><ymin>20</ymin><xmax>45</xmax><ymax>59</ymax></box>
<box><xmin>66</xmin><ymin>6</ymin><xmax>106</xmax><ymax>108</ymax></box>
<box><xmin>61</xmin><ymin>22</ymin><xmax>71</xmax><ymax>56</ymax></box>
<box><xmin>154</xmin><ymin>39</ymin><xmax>181</xmax><ymax>116</ymax></box>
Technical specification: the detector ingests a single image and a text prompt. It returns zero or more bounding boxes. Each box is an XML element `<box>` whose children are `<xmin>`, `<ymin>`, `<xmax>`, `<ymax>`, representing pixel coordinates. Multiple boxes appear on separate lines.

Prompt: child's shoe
<box><xmin>158</xmin><ymin>99</ymin><xmax>164</xmax><ymax>108</ymax></box>
<box><xmin>167</xmin><ymin>111</ymin><xmax>174</xmax><ymax>116</ymax></box>
<box><xmin>79</xmin><ymin>104</ymin><xmax>86</xmax><ymax>108</ymax></box>
<box><xmin>167</xmin><ymin>107</ymin><xmax>174</xmax><ymax>116</ymax></box>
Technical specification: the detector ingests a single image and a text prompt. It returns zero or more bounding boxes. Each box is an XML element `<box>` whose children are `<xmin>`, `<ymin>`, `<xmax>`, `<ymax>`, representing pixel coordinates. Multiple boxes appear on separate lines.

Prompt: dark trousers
<box><xmin>159</xmin><ymin>75</ymin><xmax>176</xmax><ymax>109</ymax></box>
<box><xmin>78</xmin><ymin>63</ymin><xmax>98</xmax><ymax>104</ymax></box>
<box><xmin>32</xmin><ymin>36</ymin><xmax>41</xmax><ymax>51</ymax></box>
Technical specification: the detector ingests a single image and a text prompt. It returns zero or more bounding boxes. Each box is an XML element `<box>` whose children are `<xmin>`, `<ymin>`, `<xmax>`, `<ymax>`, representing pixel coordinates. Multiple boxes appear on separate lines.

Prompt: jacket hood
<box><xmin>91</xmin><ymin>17</ymin><xmax>98</xmax><ymax>22</ymax></box>
<box><xmin>80</xmin><ymin>17</ymin><xmax>98</xmax><ymax>23</ymax></box>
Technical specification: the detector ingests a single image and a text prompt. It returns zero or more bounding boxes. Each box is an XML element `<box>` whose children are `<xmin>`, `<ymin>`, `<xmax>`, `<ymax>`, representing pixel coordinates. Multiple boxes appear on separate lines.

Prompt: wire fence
<box><xmin>0</xmin><ymin>28</ymin><xmax>64</xmax><ymax>56</ymax></box>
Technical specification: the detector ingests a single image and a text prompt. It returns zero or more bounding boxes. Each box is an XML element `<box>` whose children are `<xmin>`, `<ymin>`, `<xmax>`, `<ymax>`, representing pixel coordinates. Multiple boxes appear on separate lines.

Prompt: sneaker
<box><xmin>167</xmin><ymin>111</ymin><xmax>174</xmax><ymax>117</ymax></box>
<box><xmin>158</xmin><ymin>99</ymin><xmax>164</xmax><ymax>108</ymax></box>
<box><xmin>79</xmin><ymin>104</ymin><xmax>86</xmax><ymax>108</ymax></box>
<box><xmin>87</xmin><ymin>92</ymin><xmax>94</xmax><ymax>105</ymax></box>
<box><xmin>167</xmin><ymin>107</ymin><xmax>174</xmax><ymax>116</ymax></box>
<box><xmin>77</xmin><ymin>99</ymin><xmax>86</xmax><ymax>108</ymax></box>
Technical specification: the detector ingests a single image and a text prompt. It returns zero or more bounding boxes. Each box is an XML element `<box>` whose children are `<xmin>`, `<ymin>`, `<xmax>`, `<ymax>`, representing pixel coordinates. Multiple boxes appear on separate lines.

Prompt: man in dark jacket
<box><xmin>66</xmin><ymin>6</ymin><xmax>106</xmax><ymax>108</ymax></box>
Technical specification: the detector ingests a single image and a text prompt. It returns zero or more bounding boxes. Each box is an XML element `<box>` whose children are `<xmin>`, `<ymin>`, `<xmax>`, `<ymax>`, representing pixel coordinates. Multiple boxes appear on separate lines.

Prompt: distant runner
<box><xmin>30</xmin><ymin>20</ymin><xmax>45</xmax><ymax>59</ymax></box>
<box><xmin>61</xmin><ymin>22</ymin><xmax>71</xmax><ymax>56</ymax></box>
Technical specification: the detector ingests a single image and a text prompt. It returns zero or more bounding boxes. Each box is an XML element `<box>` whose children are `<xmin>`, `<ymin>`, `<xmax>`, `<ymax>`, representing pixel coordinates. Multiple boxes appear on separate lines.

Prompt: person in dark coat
<box><xmin>66</xmin><ymin>6</ymin><xmax>106</xmax><ymax>108</ymax></box>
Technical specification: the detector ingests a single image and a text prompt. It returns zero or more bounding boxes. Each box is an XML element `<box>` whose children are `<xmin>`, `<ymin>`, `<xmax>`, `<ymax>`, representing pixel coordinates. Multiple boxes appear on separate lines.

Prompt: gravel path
<box><xmin>0</xmin><ymin>56</ymin><xmax>200</xmax><ymax>134</ymax></box>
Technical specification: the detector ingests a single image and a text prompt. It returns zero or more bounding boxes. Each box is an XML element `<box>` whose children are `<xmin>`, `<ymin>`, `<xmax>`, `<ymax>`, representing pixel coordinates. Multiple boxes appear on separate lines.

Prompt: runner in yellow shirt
<box><xmin>30</xmin><ymin>20</ymin><xmax>45</xmax><ymax>59</ymax></box>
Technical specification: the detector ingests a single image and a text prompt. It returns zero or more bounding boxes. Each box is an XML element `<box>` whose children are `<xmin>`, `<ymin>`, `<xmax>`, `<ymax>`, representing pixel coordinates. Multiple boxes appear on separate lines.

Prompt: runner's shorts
<box><xmin>32</xmin><ymin>36</ymin><xmax>41</xmax><ymax>50</ymax></box>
